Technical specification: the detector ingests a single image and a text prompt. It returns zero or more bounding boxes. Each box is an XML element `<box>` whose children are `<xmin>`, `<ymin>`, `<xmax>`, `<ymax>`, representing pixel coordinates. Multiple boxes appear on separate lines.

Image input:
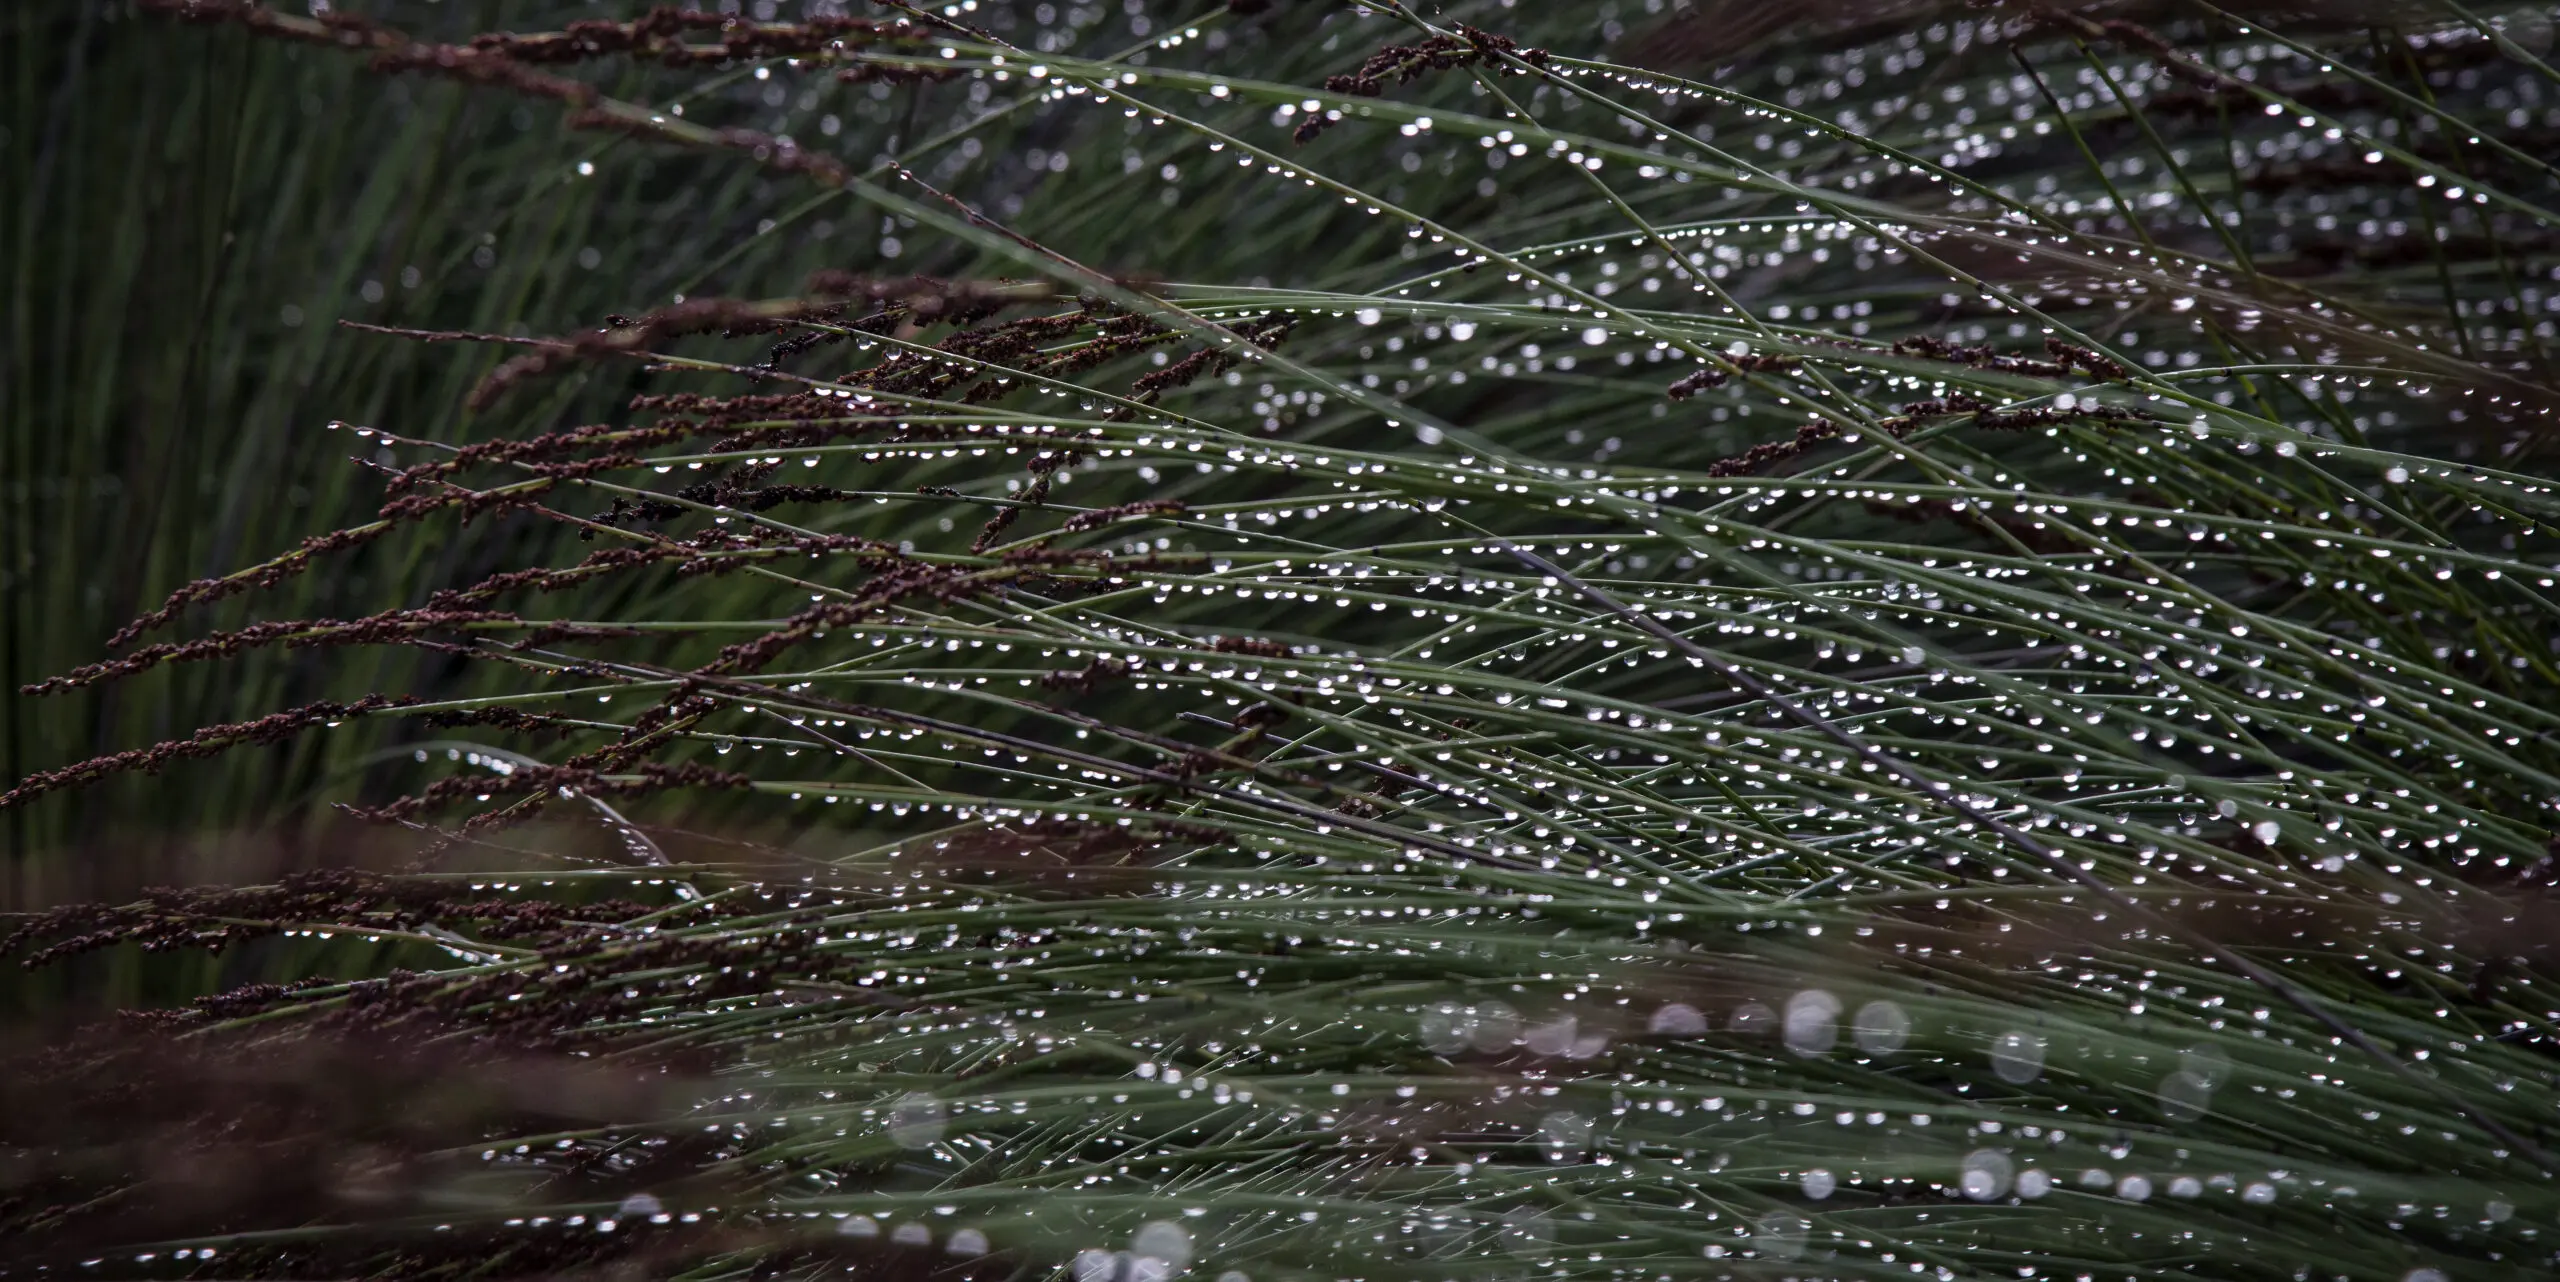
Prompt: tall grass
<box><xmin>9</xmin><ymin>2</ymin><xmax>2560</xmax><ymax>1280</ymax></box>
<box><xmin>3</xmin><ymin>0</ymin><xmax>885</xmax><ymax>888</ymax></box>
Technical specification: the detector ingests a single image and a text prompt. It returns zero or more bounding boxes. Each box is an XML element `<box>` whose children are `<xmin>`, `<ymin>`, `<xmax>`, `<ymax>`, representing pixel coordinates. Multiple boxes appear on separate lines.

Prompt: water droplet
<box><xmin>1783</xmin><ymin>990</ymin><xmax>1841</xmax><ymax>1055</ymax></box>
<box><xmin>888</xmin><ymin>1093</ymin><xmax>947</xmax><ymax>1148</ymax></box>
<box><xmin>2016</xmin><ymin>1169</ymin><xmax>2052</xmax><ymax>1199</ymax></box>
<box><xmin>1539</xmin><ymin>1111</ymin><xmax>1594</xmax><ymax>1153</ymax></box>
<box><xmin>1074</xmin><ymin>1250</ymin><xmax>1117</xmax><ymax>1282</ymax></box>
<box><xmin>2178</xmin><ymin>1045</ymin><xmax>2232</xmax><ymax>1089</ymax></box>
<box><xmin>891</xmin><ymin>1222</ymin><xmax>933</xmax><ymax>1246</ymax></box>
<box><xmin>840</xmin><ymin>1215</ymin><xmax>882</xmax><ymax>1238</ymax></box>
<box><xmin>948</xmin><ymin>1228</ymin><xmax>990</xmax><ymax>1256</ymax></box>
<box><xmin>615</xmin><ymin>1193</ymin><xmax>662</xmax><ymax>1218</ymax></box>
<box><xmin>1752</xmin><ymin>1213</ymin><xmax>1809</xmax><ymax>1261</ymax></box>
<box><xmin>2116</xmin><ymin>1174</ymin><xmax>2154</xmax><ymax>1201</ymax></box>
<box><xmin>2157</xmin><ymin>1065</ymin><xmax>2214</xmax><ymax>1120</ymax></box>
<box><xmin>1419</xmin><ymin>1002</ymin><xmax>1473</xmax><ymax>1054</ymax></box>
<box><xmin>1990</xmin><ymin>1030</ymin><xmax>2045</xmax><ymax>1084</ymax></box>
<box><xmin>1132</xmin><ymin>1221</ymin><xmax>1192</xmax><ymax>1271</ymax></box>
<box><xmin>1800</xmin><ymin>1168</ymin><xmax>1836</xmax><ymax>1200</ymax></box>
<box><xmin>1852</xmin><ymin>1000</ymin><xmax>1910</xmax><ymax>1054</ymax></box>
<box><xmin>1648</xmin><ymin>1002</ymin><xmax>1708</xmax><ymax>1036</ymax></box>
<box><xmin>1524</xmin><ymin>1014</ymin><xmax>1578</xmax><ymax>1057</ymax></box>
<box><xmin>1961</xmin><ymin>1149</ymin><xmax>2014</xmax><ymax>1201</ymax></box>
<box><xmin>1729</xmin><ymin>1000</ymin><xmax>1776</xmax><ymax>1035</ymax></box>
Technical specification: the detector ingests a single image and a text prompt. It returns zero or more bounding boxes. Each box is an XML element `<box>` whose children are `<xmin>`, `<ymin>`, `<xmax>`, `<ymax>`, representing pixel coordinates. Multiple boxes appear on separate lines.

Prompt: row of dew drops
<box><xmin>1423</xmin><ymin>990</ymin><xmax>2229</xmax><ymax>1103</ymax></box>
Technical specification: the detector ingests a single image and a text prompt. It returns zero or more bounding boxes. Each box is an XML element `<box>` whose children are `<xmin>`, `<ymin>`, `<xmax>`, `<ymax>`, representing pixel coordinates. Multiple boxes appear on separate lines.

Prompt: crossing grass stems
<box><xmin>12</xmin><ymin>2</ymin><xmax>2560</xmax><ymax>1280</ymax></box>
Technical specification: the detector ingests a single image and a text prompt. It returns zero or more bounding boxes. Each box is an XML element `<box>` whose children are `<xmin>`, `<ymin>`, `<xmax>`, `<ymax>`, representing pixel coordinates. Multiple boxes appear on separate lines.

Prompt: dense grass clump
<box><xmin>12</xmin><ymin>2</ymin><xmax>2560</xmax><ymax>1280</ymax></box>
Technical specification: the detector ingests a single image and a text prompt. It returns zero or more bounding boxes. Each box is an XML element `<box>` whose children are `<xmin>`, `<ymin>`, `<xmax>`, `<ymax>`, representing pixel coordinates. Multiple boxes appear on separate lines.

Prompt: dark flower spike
<box><xmin>57</xmin><ymin>2</ymin><xmax>2560</xmax><ymax>1273</ymax></box>
<box><xmin>1665</xmin><ymin>351</ymin><xmax>1802</xmax><ymax>400</ymax></box>
<box><xmin>1890</xmin><ymin>333</ymin><xmax>2132</xmax><ymax>383</ymax></box>
<box><xmin>347</xmin><ymin>761</ymin><xmax>752</xmax><ymax>828</ymax></box>
<box><xmin>140</xmin><ymin>0</ymin><xmax>874</xmax><ymax>193</ymax></box>
<box><xmin>0</xmin><ymin>696</ymin><xmax>415</xmax><ymax>810</ymax></box>
<box><xmin>1301</xmin><ymin>22</ymin><xmax>1549</xmax><ymax>143</ymax></box>
<box><xmin>25</xmin><ymin>609</ymin><xmax>531</xmax><ymax>697</ymax></box>
<box><xmin>106</xmin><ymin>456</ymin><xmax>600</xmax><ymax>651</ymax></box>
<box><xmin>470</xmin><ymin>296</ymin><xmax>852</xmax><ymax>409</ymax></box>
<box><xmin>464</xmin><ymin>7</ymin><xmax>935</xmax><ymax>70</ymax></box>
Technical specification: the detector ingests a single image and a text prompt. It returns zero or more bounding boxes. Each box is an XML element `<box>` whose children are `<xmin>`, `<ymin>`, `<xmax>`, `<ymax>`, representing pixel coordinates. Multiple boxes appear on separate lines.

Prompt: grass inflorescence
<box><xmin>14</xmin><ymin>2</ymin><xmax>2560</xmax><ymax>1281</ymax></box>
